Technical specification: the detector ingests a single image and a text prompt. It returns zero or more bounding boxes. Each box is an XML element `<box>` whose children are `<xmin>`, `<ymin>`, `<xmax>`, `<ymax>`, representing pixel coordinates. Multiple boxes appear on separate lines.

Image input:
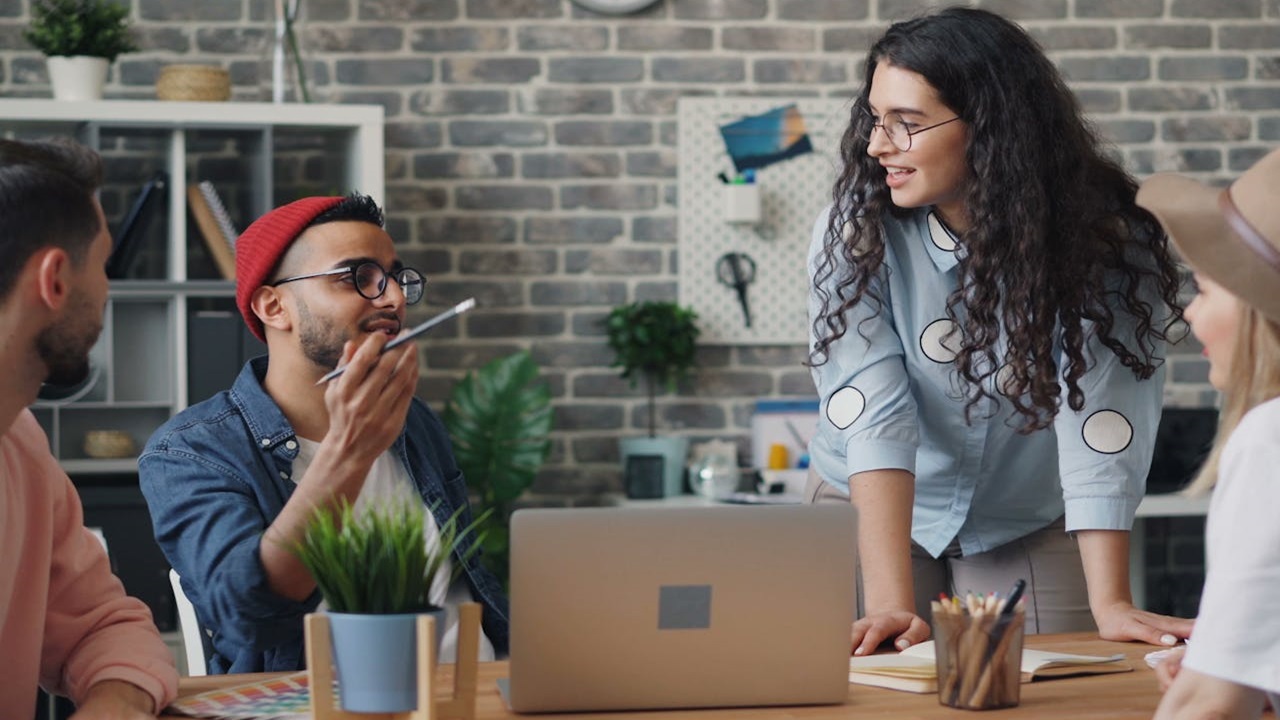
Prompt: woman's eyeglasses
<box><xmin>859</xmin><ymin>109</ymin><xmax>961</xmax><ymax>152</ymax></box>
<box><xmin>271</xmin><ymin>261</ymin><xmax>425</xmax><ymax>305</ymax></box>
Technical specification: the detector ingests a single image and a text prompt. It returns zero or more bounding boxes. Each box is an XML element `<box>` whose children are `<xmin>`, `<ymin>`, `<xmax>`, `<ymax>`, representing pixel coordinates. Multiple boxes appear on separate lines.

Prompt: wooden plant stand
<box><xmin>304</xmin><ymin>602</ymin><xmax>481</xmax><ymax>720</ymax></box>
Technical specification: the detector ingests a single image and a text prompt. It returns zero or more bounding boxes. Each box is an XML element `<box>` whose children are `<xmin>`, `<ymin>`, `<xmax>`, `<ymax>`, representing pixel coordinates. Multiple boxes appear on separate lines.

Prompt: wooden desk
<box><xmin>168</xmin><ymin>632</ymin><xmax>1165</xmax><ymax>719</ymax></box>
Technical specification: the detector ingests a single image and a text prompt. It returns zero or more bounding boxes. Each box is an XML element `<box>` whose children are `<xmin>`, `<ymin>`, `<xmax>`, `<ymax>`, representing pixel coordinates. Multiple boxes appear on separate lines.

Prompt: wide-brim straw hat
<box><xmin>1137</xmin><ymin>148</ymin><xmax>1280</xmax><ymax>324</ymax></box>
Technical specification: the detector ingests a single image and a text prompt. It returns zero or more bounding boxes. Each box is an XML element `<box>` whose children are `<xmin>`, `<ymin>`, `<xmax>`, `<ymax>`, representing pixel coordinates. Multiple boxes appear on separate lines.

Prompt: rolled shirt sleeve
<box><xmin>1053</xmin><ymin>314</ymin><xmax>1165</xmax><ymax>533</ymax></box>
<box><xmin>807</xmin><ymin>207</ymin><xmax>919</xmax><ymax>491</ymax></box>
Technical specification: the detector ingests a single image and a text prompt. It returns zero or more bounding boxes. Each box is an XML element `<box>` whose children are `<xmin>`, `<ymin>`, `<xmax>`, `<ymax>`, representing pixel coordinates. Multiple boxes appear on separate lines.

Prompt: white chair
<box><xmin>169</xmin><ymin>568</ymin><xmax>208</xmax><ymax>676</ymax></box>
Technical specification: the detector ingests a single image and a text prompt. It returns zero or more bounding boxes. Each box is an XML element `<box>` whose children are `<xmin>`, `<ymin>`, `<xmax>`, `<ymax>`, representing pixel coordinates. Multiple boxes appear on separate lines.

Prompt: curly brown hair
<box><xmin>810</xmin><ymin>7</ymin><xmax>1183</xmax><ymax>432</ymax></box>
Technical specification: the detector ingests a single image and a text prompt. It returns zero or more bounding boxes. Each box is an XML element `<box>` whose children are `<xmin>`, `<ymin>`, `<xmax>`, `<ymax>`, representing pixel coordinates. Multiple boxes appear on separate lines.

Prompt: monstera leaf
<box><xmin>443</xmin><ymin>351</ymin><xmax>552</xmax><ymax>584</ymax></box>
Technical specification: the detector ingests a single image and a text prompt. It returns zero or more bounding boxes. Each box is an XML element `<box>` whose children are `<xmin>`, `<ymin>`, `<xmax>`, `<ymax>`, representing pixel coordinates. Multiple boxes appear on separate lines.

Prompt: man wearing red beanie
<box><xmin>138</xmin><ymin>194</ymin><xmax>508</xmax><ymax>674</ymax></box>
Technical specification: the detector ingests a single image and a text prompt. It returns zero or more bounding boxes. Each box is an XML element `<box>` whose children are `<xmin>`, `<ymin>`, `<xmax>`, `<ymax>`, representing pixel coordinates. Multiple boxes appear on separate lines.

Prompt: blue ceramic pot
<box><xmin>328</xmin><ymin>609</ymin><xmax>444</xmax><ymax>712</ymax></box>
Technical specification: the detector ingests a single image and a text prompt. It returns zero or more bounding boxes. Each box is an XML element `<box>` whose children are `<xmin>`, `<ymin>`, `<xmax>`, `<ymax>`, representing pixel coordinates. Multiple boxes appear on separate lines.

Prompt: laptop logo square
<box><xmin>658</xmin><ymin>584</ymin><xmax>712</xmax><ymax>630</ymax></box>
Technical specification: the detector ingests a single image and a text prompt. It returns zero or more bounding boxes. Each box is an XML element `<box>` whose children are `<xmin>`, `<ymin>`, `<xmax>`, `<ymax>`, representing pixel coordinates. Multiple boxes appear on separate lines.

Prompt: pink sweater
<box><xmin>1</xmin><ymin>410</ymin><xmax>177</xmax><ymax>715</ymax></box>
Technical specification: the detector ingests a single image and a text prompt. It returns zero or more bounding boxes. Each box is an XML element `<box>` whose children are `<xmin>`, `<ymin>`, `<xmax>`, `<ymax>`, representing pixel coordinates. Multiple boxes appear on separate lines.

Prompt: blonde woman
<box><xmin>1137</xmin><ymin>148</ymin><xmax>1280</xmax><ymax>718</ymax></box>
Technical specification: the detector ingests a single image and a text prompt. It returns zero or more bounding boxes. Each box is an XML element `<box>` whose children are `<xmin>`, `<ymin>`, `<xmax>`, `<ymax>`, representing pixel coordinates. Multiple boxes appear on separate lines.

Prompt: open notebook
<box><xmin>848</xmin><ymin>641</ymin><xmax>1132</xmax><ymax>693</ymax></box>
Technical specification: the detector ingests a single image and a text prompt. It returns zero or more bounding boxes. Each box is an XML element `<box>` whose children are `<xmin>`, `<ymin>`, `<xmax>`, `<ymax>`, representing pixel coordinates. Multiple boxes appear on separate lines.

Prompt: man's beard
<box><xmin>36</xmin><ymin>290</ymin><xmax>102</xmax><ymax>387</ymax></box>
<box><xmin>296</xmin><ymin>299</ymin><xmax>402</xmax><ymax>372</ymax></box>
<box><xmin>297</xmin><ymin>301</ymin><xmax>347</xmax><ymax>371</ymax></box>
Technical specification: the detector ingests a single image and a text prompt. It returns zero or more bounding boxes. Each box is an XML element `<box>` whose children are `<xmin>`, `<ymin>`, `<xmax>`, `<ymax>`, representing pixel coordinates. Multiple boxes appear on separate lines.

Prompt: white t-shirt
<box><xmin>1182</xmin><ymin>396</ymin><xmax>1280</xmax><ymax>709</ymax></box>
<box><xmin>292</xmin><ymin>438</ymin><xmax>496</xmax><ymax>663</ymax></box>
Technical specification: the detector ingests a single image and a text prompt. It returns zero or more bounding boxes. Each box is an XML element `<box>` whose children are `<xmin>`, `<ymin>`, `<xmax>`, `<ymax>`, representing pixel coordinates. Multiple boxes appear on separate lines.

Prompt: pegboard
<box><xmin>678</xmin><ymin>97</ymin><xmax>852</xmax><ymax>345</ymax></box>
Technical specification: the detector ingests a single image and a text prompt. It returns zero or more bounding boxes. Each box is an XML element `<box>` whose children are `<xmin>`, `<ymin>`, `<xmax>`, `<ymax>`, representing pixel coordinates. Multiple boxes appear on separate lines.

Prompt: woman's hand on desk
<box><xmin>850</xmin><ymin>610</ymin><xmax>930</xmax><ymax>656</ymax></box>
<box><xmin>1093</xmin><ymin>601</ymin><xmax>1194</xmax><ymax>646</ymax></box>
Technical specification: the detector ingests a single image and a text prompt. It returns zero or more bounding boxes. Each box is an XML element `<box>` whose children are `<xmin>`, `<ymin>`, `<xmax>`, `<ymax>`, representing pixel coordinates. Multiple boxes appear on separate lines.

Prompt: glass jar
<box><xmin>261</xmin><ymin>0</ymin><xmax>320</xmax><ymax>103</ymax></box>
<box><xmin>689</xmin><ymin>452</ymin><xmax>739</xmax><ymax>499</ymax></box>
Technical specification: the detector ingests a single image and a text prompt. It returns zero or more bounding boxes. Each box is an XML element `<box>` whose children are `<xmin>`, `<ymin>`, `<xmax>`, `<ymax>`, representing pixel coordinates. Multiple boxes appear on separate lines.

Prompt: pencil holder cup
<box><xmin>723</xmin><ymin>183</ymin><xmax>761</xmax><ymax>224</ymax></box>
<box><xmin>933</xmin><ymin>606</ymin><xmax>1024</xmax><ymax>710</ymax></box>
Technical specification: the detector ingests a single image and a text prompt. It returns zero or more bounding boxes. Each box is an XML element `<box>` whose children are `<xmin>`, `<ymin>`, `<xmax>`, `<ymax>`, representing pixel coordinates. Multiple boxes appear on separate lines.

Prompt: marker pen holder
<box><xmin>933</xmin><ymin>605</ymin><xmax>1025</xmax><ymax>710</ymax></box>
<box><xmin>723</xmin><ymin>182</ymin><xmax>761</xmax><ymax>224</ymax></box>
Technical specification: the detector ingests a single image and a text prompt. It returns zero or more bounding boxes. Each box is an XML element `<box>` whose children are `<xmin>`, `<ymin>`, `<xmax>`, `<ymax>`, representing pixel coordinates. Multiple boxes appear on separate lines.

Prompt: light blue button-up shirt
<box><xmin>807</xmin><ymin>206</ymin><xmax>1163</xmax><ymax>558</ymax></box>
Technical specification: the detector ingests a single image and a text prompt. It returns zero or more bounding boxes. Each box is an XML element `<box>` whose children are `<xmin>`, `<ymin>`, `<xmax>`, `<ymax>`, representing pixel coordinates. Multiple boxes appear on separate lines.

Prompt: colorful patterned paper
<box><xmin>166</xmin><ymin>671</ymin><xmax>325</xmax><ymax>719</ymax></box>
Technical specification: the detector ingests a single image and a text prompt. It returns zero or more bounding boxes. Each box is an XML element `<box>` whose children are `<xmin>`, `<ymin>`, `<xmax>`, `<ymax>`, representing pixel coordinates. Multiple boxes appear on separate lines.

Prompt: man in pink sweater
<box><xmin>0</xmin><ymin>138</ymin><xmax>178</xmax><ymax>718</ymax></box>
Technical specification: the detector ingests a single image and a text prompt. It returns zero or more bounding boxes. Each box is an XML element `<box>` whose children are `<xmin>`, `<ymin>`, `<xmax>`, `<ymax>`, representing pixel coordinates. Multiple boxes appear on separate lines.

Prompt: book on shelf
<box><xmin>107</xmin><ymin>170</ymin><xmax>167</xmax><ymax>280</ymax></box>
<box><xmin>848</xmin><ymin>641</ymin><xmax>1132</xmax><ymax>694</ymax></box>
<box><xmin>198</xmin><ymin>180</ymin><xmax>240</xmax><ymax>246</ymax></box>
<box><xmin>187</xmin><ymin>182</ymin><xmax>238</xmax><ymax>281</ymax></box>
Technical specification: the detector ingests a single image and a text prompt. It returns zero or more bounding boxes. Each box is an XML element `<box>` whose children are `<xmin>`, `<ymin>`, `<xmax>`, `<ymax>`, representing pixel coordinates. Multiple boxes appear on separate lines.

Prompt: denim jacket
<box><xmin>139</xmin><ymin>357</ymin><xmax>509</xmax><ymax>674</ymax></box>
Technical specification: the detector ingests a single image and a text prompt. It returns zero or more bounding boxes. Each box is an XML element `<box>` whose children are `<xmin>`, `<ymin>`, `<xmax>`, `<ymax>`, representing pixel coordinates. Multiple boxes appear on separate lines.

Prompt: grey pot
<box><xmin>619</xmin><ymin>436</ymin><xmax>690</xmax><ymax>498</ymax></box>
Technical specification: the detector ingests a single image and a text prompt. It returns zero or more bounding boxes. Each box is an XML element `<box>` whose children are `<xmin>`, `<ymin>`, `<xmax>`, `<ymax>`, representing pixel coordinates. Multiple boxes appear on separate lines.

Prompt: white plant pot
<box><xmin>47</xmin><ymin>56</ymin><xmax>109</xmax><ymax>101</ymax></box>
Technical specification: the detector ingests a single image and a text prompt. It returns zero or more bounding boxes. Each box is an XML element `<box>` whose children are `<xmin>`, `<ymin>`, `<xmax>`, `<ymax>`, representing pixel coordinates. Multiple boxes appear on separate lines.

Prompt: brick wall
<box><xmin>2</xmin><ymin>1</ymin><xmax>1272</xmax><ymax>595</ymax></box>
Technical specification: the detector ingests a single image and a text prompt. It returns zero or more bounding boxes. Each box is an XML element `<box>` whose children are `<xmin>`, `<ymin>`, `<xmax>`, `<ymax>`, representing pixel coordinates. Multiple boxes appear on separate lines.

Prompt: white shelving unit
<box><xmin>2</xmin><ymin>99</ymin><xmax>384</xmax><ymax>472</ymax></box>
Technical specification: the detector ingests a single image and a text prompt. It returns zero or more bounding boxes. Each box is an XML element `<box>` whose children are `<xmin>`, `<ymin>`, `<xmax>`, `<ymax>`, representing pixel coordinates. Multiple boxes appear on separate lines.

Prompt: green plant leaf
<box><xmin>23</xmin><ymin>0</ymin><xmax>138</xmax><ymax>62</ymax></box>
<box><xmin>442</xmin><ymin>351</ymin><xmax>552</xmax><ymax>587</ymax></box>
<box><xmin>289</xmin><ymin>498</ymin><xmax>486</xmax><ymax>614</ymax></box>
<box><xmin>603</xmin><ymin>301</ymin><xmax>700</xmax><ymax>390</ymax></box>
<box><xmin>602</xmin><ymin>301</ymin><xmax>700</xmax><ymax>436</ymax></box>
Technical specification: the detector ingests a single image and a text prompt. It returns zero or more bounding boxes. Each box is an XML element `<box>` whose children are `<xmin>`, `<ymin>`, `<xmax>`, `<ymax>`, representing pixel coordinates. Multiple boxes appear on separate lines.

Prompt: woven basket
<box><xmin>83</xmin><ymin>429</ymin><xmax>137</xmax><ymax>459</ymax></box>
<box><xmin>156</xmin><ymin>64</ymin><xmax>231</xmax><ymax>102</ymax></box>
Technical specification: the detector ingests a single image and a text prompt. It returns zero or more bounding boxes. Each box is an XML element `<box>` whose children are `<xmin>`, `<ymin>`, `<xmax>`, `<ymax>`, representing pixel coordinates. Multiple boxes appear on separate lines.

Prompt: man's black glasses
<box><xmin>271</xmin><ymin>261</ymin><xmax>425</xmax><ymax>305</ymax></box>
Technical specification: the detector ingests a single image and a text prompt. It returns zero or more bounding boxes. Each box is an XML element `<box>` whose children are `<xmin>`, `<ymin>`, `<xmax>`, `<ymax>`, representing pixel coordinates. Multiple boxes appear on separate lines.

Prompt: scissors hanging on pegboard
<box><xmin>716</xmin><ymin>251</ymin><xmax>756</xmax><ymax>328</ymax></box>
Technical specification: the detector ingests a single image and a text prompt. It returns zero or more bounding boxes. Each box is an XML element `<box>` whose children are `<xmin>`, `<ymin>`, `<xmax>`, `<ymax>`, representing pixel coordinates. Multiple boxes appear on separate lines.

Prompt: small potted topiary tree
<box><xmin>604</xmin><ymin>300</ymin><xmax>700</xmax><ymax>498</ymax></box>
<box><xmin>291</xmin><ymin>499</ymin><xmax>486</xmax><ymax>713</ymax></box>
<box><xmin>23</xmin><ymin>0</ymin><xmax>137</xmax><ymax>101</ymax></box>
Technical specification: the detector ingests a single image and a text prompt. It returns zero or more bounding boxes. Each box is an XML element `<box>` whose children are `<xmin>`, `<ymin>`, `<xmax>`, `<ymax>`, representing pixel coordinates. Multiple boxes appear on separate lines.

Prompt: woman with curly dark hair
<box><xmin>806</xmin><ymin>7</ymin><xmax>1191</xmax><ymax>657</ymax></box>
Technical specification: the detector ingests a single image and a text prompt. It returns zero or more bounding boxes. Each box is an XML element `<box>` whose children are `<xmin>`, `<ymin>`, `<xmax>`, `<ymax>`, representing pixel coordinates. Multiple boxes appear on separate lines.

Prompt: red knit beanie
<box><xmin>235</xmin><ymin>196</ymin><xmax>345</xmax><ymax>341</ymax></box>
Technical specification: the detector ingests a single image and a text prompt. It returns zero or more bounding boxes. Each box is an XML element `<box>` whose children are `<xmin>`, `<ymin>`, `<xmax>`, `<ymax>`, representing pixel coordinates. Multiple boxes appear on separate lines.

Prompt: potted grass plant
<box><xmin>604</xmin><ymin>300</ymin><xmax>700</xmax><ymax>497</ymax></box>
<box><xmin>23</xmin><ymin>0</ymin><xmax>137</xmax><ymax>101</ymax></box>
<box><xmin>292</xmin><ymin>499</ymin><xmax>486</xmax><ymax>713</ymax></box>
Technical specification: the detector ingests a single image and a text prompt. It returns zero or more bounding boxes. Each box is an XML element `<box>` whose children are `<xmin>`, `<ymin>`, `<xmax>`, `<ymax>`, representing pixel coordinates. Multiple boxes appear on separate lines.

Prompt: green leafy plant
<box><xmin>442</xmin><ymin>351</ymin><xmax>552</xmax><ymax>587</ymax></box>
<box><xmin>604</xmin><ymin>301</ymin><xmax>700</xmax><ymax>438</ymax></box>
<box><xmin>23</xmin><ymin>0</ymin><xmax>137</xmax><ymax>62</ymax></box>
<box><xmin>292</xmin><ymin>499</ymin><xmax>488</xmax><ymax>614</ymax></box>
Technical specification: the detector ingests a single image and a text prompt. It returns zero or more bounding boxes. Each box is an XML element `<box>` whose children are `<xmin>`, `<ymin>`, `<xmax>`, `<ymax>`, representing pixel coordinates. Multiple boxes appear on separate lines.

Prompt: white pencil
<box><xmin>315</xmin><ymin>297</ymin><xmax>476</xmax><ymax>385</ymax></box>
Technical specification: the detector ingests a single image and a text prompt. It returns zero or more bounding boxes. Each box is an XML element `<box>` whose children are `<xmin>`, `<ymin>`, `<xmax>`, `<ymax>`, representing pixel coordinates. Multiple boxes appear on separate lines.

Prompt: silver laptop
<box><xmin>506</xmin><ymin>504</ymin><xmax>856</xmax><ymax>713</ymax></box>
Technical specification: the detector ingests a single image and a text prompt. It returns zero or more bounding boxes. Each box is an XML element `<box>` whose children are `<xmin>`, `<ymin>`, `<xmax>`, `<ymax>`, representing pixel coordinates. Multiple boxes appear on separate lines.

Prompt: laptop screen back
<box><xmin>508</xmin><ymin>504</ymin><xmax>856</xmax><ymax>712</ymax></box>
